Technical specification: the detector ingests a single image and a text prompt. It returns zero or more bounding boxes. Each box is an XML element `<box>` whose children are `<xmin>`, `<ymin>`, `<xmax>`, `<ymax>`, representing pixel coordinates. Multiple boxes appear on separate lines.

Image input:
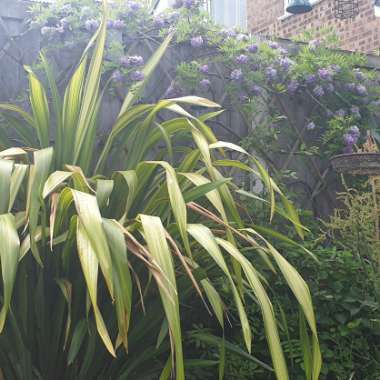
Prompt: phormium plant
<box><xmin>0</xmin><ymin>1</ymin><xmax>320</xmax><ymax>379</ymax></box>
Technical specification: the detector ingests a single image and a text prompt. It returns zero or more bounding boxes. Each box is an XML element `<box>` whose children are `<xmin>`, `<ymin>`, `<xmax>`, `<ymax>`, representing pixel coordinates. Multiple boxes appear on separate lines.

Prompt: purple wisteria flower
<box><xmin>345</xmin><ymin>83</ymin><xmax>356</xmax><ymax>92</ymax></box>
<box><xmin>266</xmin><ymin>67</ymin><xmax>278</xmax><ymax>82</ymax></box>
<box><xmin>306</xmin><ymin>121</ymin><xmax>316</xmax><ymax>130</ymax></box>
<box><xmin>348</xmin><ymin>125</ymin><xmax>360</xmax><ymax>137</ymax></box>
<box><xmin>153</xmin><ymin>16</ymin><xmax>165</xmax><ymax>28</ymax></box>
<box><xmin>85</xmin><ymin>19</ymin><xmax>99</xmax><ymax>32</ymax></box>
<box><xmin>112</xmin><ymin>19</ymin><xmax>125</xmax><ymax>30</ymax></box>
<box><xmin>268</xmin><ymin>41</ymin><xmax>279</xmax><ymax>49</ymax></box>
<box><xmin>356</xmin><ymin>84</ymin><xmax>368</xmax><ymax>96</ymax></box>
<box><xmin>130</xmin><ymin>70</ymin><xmax>145</xmax><ymax>81</ymax></box>
<box><xmin>326</xmin><ymin>109</ymin><xmax>334</xmax><ymax>118</ymax></box>
<box><xmin>308</xmin><ymin>39</ymin><xmax>321</xmax><ymax>51</ymax></box>
<box><xmin>318</xmin><ymin>68</ymin><xmax>332</xmax><ymax>81</ymax></box>
<box><xmin>279</xmin><ymin>57</ymin><xmax>293</xmax><ymax>71</ymax></box>
<box><xmin>120</xmin><ymin>55</ymin><xmax>144</xmax><ymax>67</ymax></box>
<box><xmin>183</xmin><ymin>0</ymin><xmax>197</xmax><ymax>8</ymax></box>
<box><xmin>199</xmin><ymin>64</ymin><xmax>209</xmax><ymax>74</ymax></box>
<box><xmin>221</xmin><ymin>29</ymin><xmax>237</xmax><ymax>38</ymax></box>
<box><xmin>351</xmin><ymin>106</ymin><xmax>361</xmax><ymax>118</ymax></box>
<box><xmin>127</xmin><ymin>1</ymin><xmax>142</xmax><ymax>11</ymax></box>
<box><xmin>129</xmin><ymin>56</ymin><xmax>144</xmax><ymax>66</ymax></box>
<box><xmin>249</xmin><ymin>84</ymin><xmax>262</xmax><ymax>96</ymax></box>
<box><xmin>191</xmin><ymin>36</ymin><xmax>204</xmax><ymax>48</ymax></box>
<box><xmin>343</xmin><ymin>133</ymin><xmax>356</xmax><ymax>146</ymax></box>
<box><xmin>305</xmin><ymin>74</ymin><xmax>317</xmax><ymax>85</ymax></box>
<box><xmin>287</xmin><ymin>80</ymin><xmax>299</xmax><ymax>95</ymax></box>
<box><xmin>235</xmin><ymin>54</ymin><xmax>249</xmax><ymax>65</ymax></box>
<box><xmin>279</xmin><ymin>47</ymin><xmax>289</xmax><ymax>55</ymax></box>
<box><xmin>108</xmin><ymin>19</ymin><xmax>125</xmax><ymax>30</ymax></box>
<box><xmin>247</xmin><ymin>44</ymin><xmax>258</xmax><ymax>53</ymax></box>
<box><xmin>111</xmin><ymin>70</ymin><xmax>124</xmax><ymax>83</ymax></box>
<box><xmin>343</xmin><ymin>126</ymin><xmax>360</xmax><ymax>153</ymax></box>
<box><xmin>335</xmin><ymin>109</ymin><xmax>346</xmax><ymax>117</ymax></box>
<box><xmin>173</xmin><ymin>0</ymin><xmax>183</xmax><ymax>8</ymax></box>
<box><xmin>313</xmin><ymin>85</ymin><xmax>324</xmax><ymax>97</ymax></box>
<box><xmin>230</xmin><ymin>69</ymin><xmax>243</xmax><ymax>81</ymax></box>
<box><xmin>199</xmin><ymin>78</ymin><xmax>211</xmax><ymax>89</ymax></box>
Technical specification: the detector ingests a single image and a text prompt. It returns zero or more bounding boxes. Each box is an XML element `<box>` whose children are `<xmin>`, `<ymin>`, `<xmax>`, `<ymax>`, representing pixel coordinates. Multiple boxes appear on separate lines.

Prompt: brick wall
<box><xmin>248</xmin><ymin>0</ymin><xmax>380</xmax><ymax>53</ymax></box>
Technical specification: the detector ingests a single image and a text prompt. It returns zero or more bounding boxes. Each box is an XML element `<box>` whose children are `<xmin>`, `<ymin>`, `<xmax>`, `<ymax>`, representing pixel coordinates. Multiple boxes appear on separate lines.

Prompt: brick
<box><xmin>249</xmin><ymin>0</ymin><xmax>380</xmax><ymax>53</ymax></box>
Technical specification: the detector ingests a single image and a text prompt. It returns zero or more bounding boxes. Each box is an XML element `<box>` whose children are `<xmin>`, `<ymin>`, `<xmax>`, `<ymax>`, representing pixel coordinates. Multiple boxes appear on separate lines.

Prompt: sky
<box><xmin>155</xmin><ymin>0</ymin><xmax>172</xmax><ymax>12</ymax></box>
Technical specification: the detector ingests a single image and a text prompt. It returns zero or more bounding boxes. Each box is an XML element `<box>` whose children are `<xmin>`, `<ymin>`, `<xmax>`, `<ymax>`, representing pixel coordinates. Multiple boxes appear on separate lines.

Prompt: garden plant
<box><xmin>27</xmin><ymin>0</ymin><xmax>380</xmax><ymax>217</ymax></box>
<box><xmin>0</xmin><ymin>1</ymin><xmax>321</xmax><ymax>379</ymax></box>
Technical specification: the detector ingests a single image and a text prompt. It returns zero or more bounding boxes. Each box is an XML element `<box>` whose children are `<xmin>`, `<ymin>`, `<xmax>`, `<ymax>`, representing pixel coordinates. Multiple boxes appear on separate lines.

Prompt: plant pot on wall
<box><xmin>330</xmin><ymin>152</ymin><xmax>380</xmax><ymax>176</ymax></box>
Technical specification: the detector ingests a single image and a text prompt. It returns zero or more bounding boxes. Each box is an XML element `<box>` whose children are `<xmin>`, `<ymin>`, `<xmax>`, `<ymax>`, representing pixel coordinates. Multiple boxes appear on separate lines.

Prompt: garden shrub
<box><xmin>184</xmin><ymin>210</ymin><xmax>380</xmax><ymax>379</ymax></box>
<box><xmin>275</xmin><ymin>241</ymin><xmax>380</xmax><ymax>380</ymax></box>
<box><xmin>25</xmin><ymin>0</ymin><xmax>380</xmax><ymax>218</ymax></box>
<box><xmin>323</xmin><ymin>188</ymin><xmax>378</xmax><ymax>249</ymax></box>
<box><xmin>0</xmin><ymin>1</ymin><xmax>321</xmax><ymax>379</ymax></box>
<box><xmin>266</xmin><ymin>241</ymin><xmax>380</xmax><ymax>380</ymax></box>
<box><xmin>222</xmin><ymin>194</ymin><xmax>380</xmax><ymax>379</ymax></box>
<box><xmin>3</xmin><ymin>1</ymin><xmax>380</xmax><ymax>378</ymax></box>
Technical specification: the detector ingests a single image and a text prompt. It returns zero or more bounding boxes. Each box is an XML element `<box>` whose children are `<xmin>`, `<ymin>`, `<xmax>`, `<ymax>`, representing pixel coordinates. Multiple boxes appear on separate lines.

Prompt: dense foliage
<box><xmin>0</xmin><ymin>1</ymin><xmax>321</xmax><ymax>379</ymax></box>
<box><xmin>29</xmin><ymin>0</ymin><xmax>380</xmax><ymax>161</ymax></box>
<box><xmin>182</xmin><ymin>198</ymin><xmax>380</xmax><ymax>379</ymax></box>
<box><xmin>225</xmin><ymin>240</ymin><xmax>380</xmax><ymax>380</ymax></box>
<box><xmin>2</xmin><ymin>0</ymin><xmax>380</xmax><ymax>378</ymax></box>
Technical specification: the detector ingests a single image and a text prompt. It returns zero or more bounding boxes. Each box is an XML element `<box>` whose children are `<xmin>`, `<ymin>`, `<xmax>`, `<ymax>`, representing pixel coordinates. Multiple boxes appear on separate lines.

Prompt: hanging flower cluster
<box><xmin>30</xmin><ymin>0</ymin><xmax>380</xmax><ymax>156</ymax></box>
<box><xmin>343</xmin><ymin>126</ymin><xmax>360</xmax><ymax>153</ymax></box>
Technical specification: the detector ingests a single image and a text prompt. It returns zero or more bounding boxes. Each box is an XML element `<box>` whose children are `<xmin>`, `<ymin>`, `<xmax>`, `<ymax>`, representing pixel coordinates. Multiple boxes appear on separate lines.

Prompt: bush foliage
<box><xmin>0</xmin><ymin>1</ymin><xmax>321</xmax><ymax>379</ymax></box>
